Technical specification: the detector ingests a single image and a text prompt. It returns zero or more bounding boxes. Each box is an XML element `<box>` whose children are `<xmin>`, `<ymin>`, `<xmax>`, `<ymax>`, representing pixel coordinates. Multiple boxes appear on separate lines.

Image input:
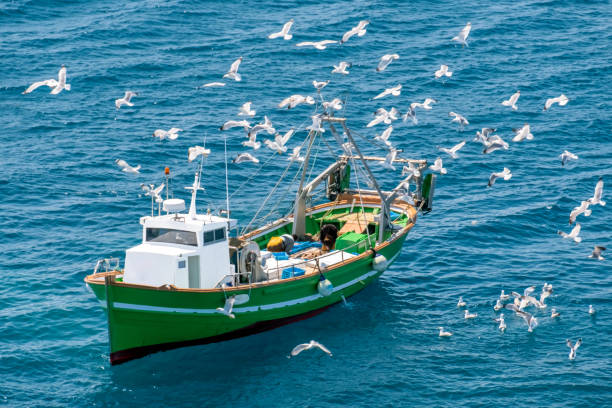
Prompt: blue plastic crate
<box><xmin>282</xmin><ymin>267</ymin><xmax>305</xmax><ymax>279</ymax></box>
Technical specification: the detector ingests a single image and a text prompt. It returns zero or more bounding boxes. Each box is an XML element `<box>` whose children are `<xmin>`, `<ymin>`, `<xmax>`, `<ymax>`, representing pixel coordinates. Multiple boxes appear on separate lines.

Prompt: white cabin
<box><xmin>122</xmin><ymin>201</ymin><xmax>237</xmax><ymax>289</ymax></box>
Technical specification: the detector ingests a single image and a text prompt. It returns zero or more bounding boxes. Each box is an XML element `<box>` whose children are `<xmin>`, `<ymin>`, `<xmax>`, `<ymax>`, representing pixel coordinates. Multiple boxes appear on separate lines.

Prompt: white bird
<box><xmin>373</xmin><ymin>84</ymin><xmax>402</xmax><ymax>100</ymax></box>
<box><xmin>473</xmin><ymin>128</ymin><xmax>496</xmax><ymax>144</ymax></box>
<box><xmin>223</xmin><ymin>57</ymin><xmax>243</xmax><ymax>81</ymax></box>
<box><xmin>589</xmin><ymin>305</ymin><xmax>596</xmax><ymax>315</ymax></box>
<box><xmin>115</xmin><ymin>159</ymin><xmax>140</xmax><ymax>174</ymax></box>
<box><xmin>438</xmin><ymin>140</ymin><xmax>466</xmax><ymax>159</ymax></box>
<box><xmin>221</xmin><ymin>120</ymin><xmax>250</xmax><ymax>131</ymax></box>
<box><xmin>488</xmin><ymin>167</ymin><xmax>512</xmax><ymax>187</ymax></box>
<box><xmin>566</xmin><ymin>338</ymin><xmax>582</xmax><ymax>360</ymax></box>
<box><xmin>587</xmin><ymin>178</ymin><xmax>605</xmax><ymax>206</ymax></box>
<box><xmin>544</xmin><ymin>94</ymin><xmax>569</xmax><ymax>111</ymax></box>
<box><xmin>511</xmin><ymin>286</ymin><xmax>544</xmax><ymax>310</ymax></box>
<box><xmin>589</xmin><ymin>246</ymin><xmax>606</xmax><ymax>261</ymax></box>
<box><xmin>248</xmin><ymin>116</ymin><xmax>276</xmax><ymax>138</ymax></box>
<box><xmin>558</xmin><ymin>223</ymin><xmax>582</xmax><ymax>243</ymax></box>
<box><xmin>377</xmin><ymin>54</ymin><xmax>399</xmax><ymax>72</ymax></box>
<box><xmin>449</xmin><ymin>112</ymin><xmax>469</xmax><ymax>129</ymax></box>
<box><xmin>307</xmin><ymin>115</ymin><xmax>325</xmax><ymax>133</ymax></box>
<box><xmin>153</xmin><ymin>127</ymin><xmax>182</xmax><ymax>140</ymax></box>
<box><xmin>494</xmin><ymin>299</ymin><xmax>503</xmax><ymax>311</ymax></box>
<box><xmin>381</xmin><ymin>149</ymin><xmax>397</xmax><ymax>171</ymax></box>
<box><xmin>429</xmin><ymin>157</ymin><xmax>447</xmax><ymax>175</ymax></box>
<box><xmin>367</xmin><ymin>107</ymin><xmax>399</xmax><ymax>127</ymax></box>
<box><xmin>438</xmin><ymin>327</ymin><xmax>453</xmax><ymax>337</ymax></box>
<box><xmin>402</xmin><ymin>107</ymin><xmax>418</xmax><ymax>125</ymax></box>
<box><xmin>340</xmin><ymin>20</ymin><xmax>369</xmax><ymax>44</ymax></box>
<box><xmin>551</xmin><ymin>308</ymin><xmax>560</xmax><ymax>318</ymax></box>
<box><xmin>374</xmin><ymin>126</ymin><xmax>394</xmax><ymax>150</ymax></box>
<box><xmin>560</xmin><ymin>150</ymin><xmax>578</xmax><ymax>166</ymax></box>
<box><xmin>512</xmin><ymin>124</ymin><xmax>533</xmax><ymax>142</ymax></box>
<box><xmin>233</xmin><ymin>152</ymin><xmax>259</xmax><ymax>164</ymax></box>
<box><xmin>322</xmin><ymin>98</ymin><xmax>343</xmax><ymax>111</ymax></box>
<box><xmin>278</xmin><ymin>94</ymin><xmax>315</xmax><ymax>109</ymax></box>
<box><xmin>296</xmin><ymin>40</ymin><xmax>337</xmax><ymax>50</ymax></box>
<box><xmin>539</xmin><ymin>286</ymin><xmax>552</xmax><ymax>307</ymax></box>
<box><xmin>452</xmin><ymin>22</ymin><xmax>471</xmax><ymax>47</ymax></box>
<box><xmin>464</xmin><ymin>310</ymin><xmax>477</xmax><ymax>319</ymax></box>
<box><xmin>202</xmin><ymin>82</ymin><xmax>225</xmax><ymax>87</ymax></box>
<box><xmin>410</xmin><ymin>98</ymin><xmax>437</xmax><ymax>111</ymax></box>
<box><xmin>115</xmin><ymin>91</ymin><xmax>138</xmax><ymax>109</ymax></box>
<box><xmin>569</xmin><ymin>201</ymin><xmax>592</xmax><ymax>224</ymax></box>
<box><xmin>516</xmin><ymin>310</ymin><xmax>538</xmax><ymax>332</ymax></box>
<box><xmin>268</xmin><ymin>19</ymin><xmax>293</xmax><ymax>40</ymax></box>
<box><xmin>482</xmin><ymin>135</ymin><xmax>509</xmax><ymax>154</ymax></box>
<box><xmin>242</xmin><ymin>133</ymin><xmax>261</xmax><ymax>150</ymax></box>
<box><xmin>402</xmin><ymin>162</ymin><xmax>421</xmax><ymax>178</ymax></box>
<box><xmin>290</xmin><ymin>340</ymin><xmax>332</xmax><ymax>357</ymax></box>
<box><xmin>501</xmin><ymin>91</ymin><xmax>520</xmax><ymax>111</ymax></box>
<box><xmin>435</xmin><ymin>65</ymin><xmax>452</xmax><ymax>78</ymax></box>
<box><xmin>543</xmin><ymin>283</ymin><xmax>553</xmax><ymax>292</ymax></box>
<box><xmin>238</xmin><ymin>102</ymin><xmax>256</xmax><ymax>116</ymax></box>
<box><xmin>457</xmin><ymin>296</ymin><xmax>466</xmax><ymax>308</ymax></box>
<box><xmin>496</xmin><ymin>314</ymin><xmax>507</xmax><ymax>332</ymax></box>
<box><xmin>265</xmin><ymin>129</ymin><xmax>294</xmax><ymax>154</ymax></box>
<box><xmin>499</xmin><ymin>290</ymin><xmax>510</xmax><ymax>301</ymax></box>
<box><xmin>216</xmin><ymin>296</ymin><xmax>236</xmax><ymax>319</ymax></box>
<box><xmin>332</xmin><ymin>61</ymin><xmax>351</xmax><ymax>75</ymax></box>
<box><xmin>264</xmin><ymin>139</ymin><xmax>287</xmax><ymax>155</ymax></box>
<box><xmin>313</xmin><ymin>80</ymin><xmax>330</xmax><ymax>90</ymax></box>
<box><xmin>141</xmin><ymin>183</ymin><xmax>165</xmax><ymax>199</ymax></box>
<box><xmin>188</xmin><ymin>146</ymin><xmax>211</xmax><ymax>162</ymax></box>
<box><xmin>288</xmin><ymin>146</ymin><xmax>305</xmax><ymax>162</ymax></box>
<box><xmin>50</xmin><ymin>65</ymin><xmax>70</xmax><ymax>94</ymax></box>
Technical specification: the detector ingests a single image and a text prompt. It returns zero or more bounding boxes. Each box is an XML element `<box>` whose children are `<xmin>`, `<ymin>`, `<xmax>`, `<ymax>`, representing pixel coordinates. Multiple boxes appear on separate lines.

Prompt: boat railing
<box><xmin>93</xmin><ymin>257</ymin><xmax>121</xmax><ymax>275</ymax></box>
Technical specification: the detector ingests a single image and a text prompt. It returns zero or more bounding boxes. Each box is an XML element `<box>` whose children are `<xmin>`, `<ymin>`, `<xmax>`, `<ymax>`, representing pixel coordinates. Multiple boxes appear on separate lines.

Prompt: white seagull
<box><xmin>402</xmin><ymin>162</ymin><xmax>421</xmax><ymax>178</ymax></box>
<box><xmin>248</xmin><ymin>116</ymin><xmax>276</xmax><ymax>138</ymax></box>
<box><xmin>377</xmin><ymin>54</ymin><xmax>399</xmax><ymax>72</ymax></box>
<box><xmin>216</xmin><ymin>296</ymin><xmax>236</xmax><ymax>319</ymax></box>
<box><xmin>202</xmin><ymin>82</ymin><xmax>225</xmax><ymax>88</ymax></box>
<box><xmin>290</xmin><ymin>340</ymin><xmax>332</xmax><ymax>357</ymax></box>
<box><xmin>566</xmin><ymin>338</ymin><xmax>582</xmax><ymax>360</ymax></box>
<box><xmin>496</xmin><ymin>313</ymin><xmax>507</xmax><ymax>332</ymax></box>
<box><xmin>494</xmin><ymin>299</ymin><xmax>503</xmax><ymax>311</ymax></box>
<box><xmin>457</xmin><ymin>296</ymin><xmax>466</xmax><ymax>308</ymax></box>
<box><xmin>587</xmin><ymin>178</ymin><xmax>605</xmax><ymax>206</ymax></box>
<box><xmin>23</xmin><ymin>65</ymin><xmax>71</xmax><ymax>95</ymax></box>
<box><xmin>268</xmin><ymin>19</ymin><xmax>294</xmax><ymax>40</ymax></box>
<box><xmin>313</xmin><ymin>80</ymin><xmax>330</xmax><ymax>91</ymax></box>
<box><xmin>381</xmin><ymin>149</ymin><xmax>397</xmax><ymax>171</ymax></box>
<box><xmin>288</xmin><ymin>146</ymin><xmax>305</xmax><ymax>162</ymax></box>
<box><xmin>501</xmin><ymin>91</ymin><xmax>520</xmax><ymax>111</ymax></box>
<box><xmin>482</xmin><ymin>135</ymin><xmax>509</xmax><ymax>154</ymax></box>
<box><xmin>499</xmin><ymin>290</ymin><xmax>510</xmax><ymax>301</ymax></box>
<box><xmin>223</xmin><ymin>57</ymin><xmax>243</xmax><ymax>81</ymax></box>
<box><xmin>265</xmin><ymin>128</ymin><xmax>294</xmax><ymax>154</ymax></box>
<box><xmin>115</xmin><ymin>91</ymin><xmax>138</xmax><ymax>109</ymax></box>
<box><xmin>429</xmin><ymin>157</ymin><xmax>447</xmax><ymax>175</ymax></box>
<box><xmin>373</xmin><ymin>84</ymin><xmax>402</xmax><ymax>100</ymax></box>
<box><xmin>438</xmin><ymin>327</ymin><xmax>453</xmax><ymax>337</ymax></box>
<box><xmin>464</xmin><ymin>310</ymin><xmax>477</xmax><ymax>319</ymax></box>
<box><xmin>435</xmin><ymin>65</ymin><xmax>452</xmax><ymax>78</ymax></box>
<box><xmin>233</xmin><ymin>152</ymin><xmax>259</xmax><ymax>164</ymax></box>
<box><xmin>238</xmin><ymin>102</ymin><xmax>256</xmax><ymax>116</ymax></box>
<box><xmin>589</xmin><ymin>305</ymin><xmax>596</xmax><ymax>315</ymax></box>
<box><xmin>544</xmin><ymin>94</ymin><xmax>569</xmax><ymax>111</ymax></box>
<box><xmin>332</xmin><ymin>61</ymin><xmax>351</xmax><ymax>75</ymax></box>
<box><xmin>516</xmin><ymin>310</ymin><xmax>538</xmax><ymax>332</ymax></box>
<box><xmin>589</xmin><ymin>246</ymin><xmax>606</xmax><ymax>261</ymax></box>
<box><xmin>220</xmin><ymin>119</ymin><xmax>251</xmax><ymax>131</ymax></box>
<box><xmin>488</xmin><ymin>168</ymin><xmax>512</xmax><ymax>187</ymax></box>
<box><xmin>403</xmin><ymin>107</ymin><xmax>418</xmax><ymax>125</ymax></box>
<box><xmin>367</xmin><ymin>107</ymin><xmax>399</xmax><ymax>127</ymax></box>
<box><xmin>322</xmin><ymin>98</ymin><xmax>343</xmax><ymax>111</ymax></box>
<box><xmin>340</xmin><ymin>20</ymin><xmax>369</xmax><ymax>44</ymax></box>
<box><xmin>569</xmin><ymin>201</ymin><xmax>591</xmax><ymax>224</ymax></box>
<box><xmin>278</xmin><ymin>94</ymin><xmax>315</xmax><ymax>109</ymax></box>
<box><xmin>141</xmin><ymin>183</ymin><xmax>165</xmax><ymax>200</ymax></box>
<box><xmin>452</xmin><ymin>22</ymin><xmax>471</xmax><ymax>47</ymax></box>
<box><xmin>438</xmin><ymin>140</ymin><xmax>466</xmax><ymax>159</ymax></box>
<box><xmin>411</xmin><ymin>98</ymin><xmax>437</xmax><ymax>111</ymax></box>
<box><xmin>550</xmin><ymin>308</ymin><xmax>560</xmax><ymax>318</ymax></box>
<box><xmin>188</xmin><ymin>146</ymin><xmax>211</xmax><ymax>162</ymax></box>
<box><xmin>307</xmin><ymin>115</ymin><xmax>325</xmax><ymax>133</ymax></box>
<box><xmin>560</xmin><ymin>150</ymin><xmax>578</xmax><ymax>166</ymax></box>
<box><xmin>512</xmin><ymin>124</ymin><xmax>533</xmax><ymax>142</ymax></box>
<box><xmin>374</xmin><ymin>126</ymin><xmax>394</xmax><ymax>150</ymax></box>
<box><xmin>558</xmin><ymin>223</ymin><xmax>582</xmax><ymax>243</ymax></box>
<box><xmin>153</xmin><ymin>127</ymin><xmax>182</xmax><ymax>140</ymax></box>
<box><xmin>296</xmin><ymin>40</ymin><xmax>337</xmax><ymax>50</ymax></box>
<box><xmin>449</xmin><ymin>112</ymin><xmax>469</xmax><ymax>129</ymax></box>
<box><xmin>115</xmin><ymin>159</ymin><xmax>140</xmax><ymax>174</ymax></box>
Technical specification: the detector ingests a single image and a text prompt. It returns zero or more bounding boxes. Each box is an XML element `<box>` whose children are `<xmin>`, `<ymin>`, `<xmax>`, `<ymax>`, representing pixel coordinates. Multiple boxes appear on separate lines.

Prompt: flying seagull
<box><xmin>288</xmin><ymin>146</ymin><xmax>305</xmax><ymax>162</ymax></box>
<box><xmin>141</xmin><ymin>183</ymin><xmax>164</xmax><ymax>200</ymax></box>
<box><xmin>278</xmin><ymin>95</ymin><xmax>315</xmax><ymax>109</ymax></box>
<box><xmin>322</xmin><ymin>98</ymin><xmax>343</xmax><ymax>111</ymax></box>
<box><xmin>220</xmin><ymin>120</ymin><xmax>250</xmax><ymax>131</ymax></box>
<box><xmin>512</xmin><ymin>124</ymin><xmax>533</xmax><ymax>142</ymax></box>
<box><xmin>340</xmin><ymin>20</ymin><xmax>369</xmax><ymax>44</ymax></box>
<box><xmin>569</xmin><ymin>201</ymin><xmax>591</xmax><ymax>224</ymax></box>
<box><xmin>373</xmin><ymin>84</ymin><xmax>402</xmax><ymax>100</ymax></box>
<box><xmin>223</xmin><ymin>57</ymin><xmax>243</xmax><ymax>81</ymax></box>
<box><xmin>488</xmin><ymin>168</ymin><xmax>512</xmax><ymax>187</ymax></box>
<box><xmin>115</xmin><ymin>159</ymin><xmax>140</xmax><ymax>174</ymax></box>
<box><xmin>216</xmin><ymin>296</ymin><xmax>236</xmax><ymax>319</ymax></box>
<box><xmin>411</xmin><ymin>98</ymin><xmax>437</xmax><ymax>111</ymax></box>
<box><xmin>429</xmin><ymin>157</ymin><xmax>447</xmax><ymax>175</ymax></box>
<box><xmin>587</xmin><ymin>178</ymin><xmax>605</xmax><ymax>206</ymax></box>
<box><xmin>296</xmin><ymin>40</ymin><xmax>337</xmax><ymax>50</ymax></box>
<box><xmin>589</xmin><ymin>246</ymin><xmax>606</xmax><ymax>261</ymax></box>
<box><xmin>290</xmin><ymin>340</ymin><xmax>332</xmax><ymax>357</ymax></box>
<box><xmin>435</xmin><ymin>65</ymin><xmax>452</xmax><ymax>78</ymax></box>
<box><xmin>449</xmin><ymin>112</ymin><xmax>468</xmax><ymax>129</ymax></box>
<box><xmin>381</xmin><ymin>149</ymin><xmax>397</xmax><ymax>171</ymax></box>
<box><xmin>374</xmin><ymin>126</ymin><xmax>394</xmax><ymax>150</ymax></box>
<box><xmin>482</xmin><ymin>135</ymin><xmax>509</xmax><ymax>154</ymax></box>
<box><xmin>377</xmin><ymin>54</ymin><xmax>399</xmax><ymax>72</ymax></box>
<box><xmin>307</xmin><ymin>115</ymin><xmax>325</xmax><ymax>133</ymax></box>
<box><xmin>313</xmin><ymin>80</ymin><xmax>330</xmax><ymax>90</ymax></box>
<box><xmin>558</xmin><ymin>223</ymin><xmax>582</xmax><ymax>243</ymax></box>
<box><xmin>268</xmin><ymin>19</ymin><xmax>293</xmax><ymax>40</ymax></box>
<box><xmin>115</xmin><ymin>91</ymin><xmax>138</xmax><ymax>109</ymax></box>
<box><xmin>559</xmin><ymin>150</ymin><xmax>578</xmax><ymax>166</ymax></box>
<box><xmin>23</xmin><ymin>65</ymin><xmax>71</xmax><ymax>94</ymax></box>
<box><xmin>452</xmin><ymin>22</ymin><xmax>471</xmax><ymax>47</ymax></box>
<box><xmin>249</xmin><ymin>116</ymin><xmax>276</xmax><ymax>138</ymax></box>
<box><xmin>188</xmin><ymin>146</ymin><xmax>211</xmax><ymax>162</ymax></box>
<box><xmin>544</xmin><ymin>94</ymin><xmax>569</xmax><ymax>111</ymax></box>
<box><xmin>238</xmin><ymin>102</ymin><xmax>256</xmax><ymax>116</ymax></box>
<box><xmin>501</xmin><ymin>91</ymin><xmax>520</xmax><ymax>111</ymax></box>
<box><xmin>202</xmin><ymin>82</ymin><xmax>225</xmax><ymax>88</ymax></box>
<box><xmin>438</xmin><ymin>140</ymin><xmax>466</xmax><ymax>159</ymax></box>
<box><xmin>332</xmin><ymin>61</ymin><xmax>351</xmax><ymax>75</ymax></box>
<box><xmin>566</xmin><ymin>338</ymin><xmax>582</xmax><ymax>360</ymax></box>
<box><xmin>233</xmin><ymin>152</ymin><xmax>259</xmax><ymax>164</ymax></box>
<box><xmin>516</xmin><ymin>310</ymin><xmax>538</xmax><ymax>332</ymax></box>
<box><xmin>153</xmin><ymin>127</ymin><xmax>182</xmax><ymax>140</ymax></box>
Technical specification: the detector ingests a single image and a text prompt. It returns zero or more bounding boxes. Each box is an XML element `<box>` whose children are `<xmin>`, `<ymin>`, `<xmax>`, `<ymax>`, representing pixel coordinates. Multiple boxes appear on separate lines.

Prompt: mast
<box><xmin>292</xmin><ymin>129</ymin><xmax>317</xmax><ymax>239</ymax></box>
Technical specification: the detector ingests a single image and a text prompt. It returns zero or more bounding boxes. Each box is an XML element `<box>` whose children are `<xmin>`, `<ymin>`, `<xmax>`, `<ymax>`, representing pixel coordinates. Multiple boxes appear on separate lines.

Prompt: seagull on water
<box><xmin>278</xmin><ymin>95</ymin><xmax>315</xmax><ymax>109</ymax></box>
<box><xmin>115</xmin><ymin>91</ymin><xmax>138</xmax><ymax>109</ymax></box>
<box><xmin>340</xmin><ymin>20</ymin><xmax>369</xmax><ymax>44</ymax></box>
<box><xmin>153</xmin><ymin>127</ymin><xmax>182</xmax><ymax>140</ymax></box>
<box><xmin>332</xmin><ymin>61</ymin><xmax>351</xmax><ymax>75</ymax></box>
<box><xmin>512</xmin><ymin>124</ymin><xmax>533</xmax><ymax>142</ymax></box>
<box><xmin>558</xmin><ymin>223</ymin><xmax>582</xmax><ymax>243</ymax></box>
<box><xmin>569</xmin><ymin>201</ymin><xmax>591</xmax><ymax>224</ymax></box>
<box><xmin>587</xmin><ymin>178</ymin><xmax>605</xmax><ymax>206</ymax></box>
<box><xmin>377</xmin><ymin>54</ymin><xmax>399</xmax><ymax>72</ymax></box>
<box><xmin>560</xmin><ymin>150</ymin><xmax>578</xmax><ymax>166</ymax></box>
<box><xmin>202</xmin><ymin>82</ymin><xmax>225</xmax><ymax>88</ymax></box>
<box><xmin>544</xmin><ymin>94</ymin><xmax>569</xmax><ymax>111</ymax></box>
<box><xmin>551</xmin><ymin>308</ymin><xmax>560</xmax><ymax>318</ymax></box>
<box><xmin>374</xmin><ymin>126</ymin><xmax>394</xmax><ymax>150</ymax></box>
<box><xmin>429</xmin><ymin>157</ymin><xmax>447</xmax><ymax>175</ymax></box>
<box><xmin>589</xmin><ymin>305</ymin><xmax>596</xmax><ymax>315</ymax></box>
<box><xmin>238</xmin><ymin>102</ymin><xmax>256</xmax><ymax>116</ymax></box>
<box><xmin>457</xmin><ymin>296</ymin><xmax>466</xmax><ymax>308</ymax></box>
<box><xmin>373</xmin><ymin>84</ymin><xmax>402</xmax><ymax>100</ymax></box>
<box><xmin>495</xmin><ymin>313</ymin><xmax>507</xmax><ymax>331</ymax></box>
<box><xmin>449</xmin><ymin>112</ymin><xmax>469</xmax><ymax>129</ymax></box>
<box><xmin>313</xmin><ymin>80</ymin><xmax>330</xmax><ymax>91</ymax></box>
<box><xmin>296</xmin><ymin>40</ymin><xmax>337</xmax><ymax>50</ymax></box>
<box><xmin>220</xmin><ymin>119</ymin><xmax>250</xmax><ymax>131</ymax></box>
<box><xmin>268</xmin><ymin>19</ymin><xmax>293</xmax><ymax>40</ymax></box>
<box><xmin>589</xmin><ymin>246</ymin><xmax>606</xmax><ymax>261</ymax></box>
<box><xmin>233</xmin><ymin>152</ymin><xmax>259</xmax><ymax>164</ymax></box>
<box><xmin>452</xmin><ymin>22</ymin><xmax>471</xmax><ymax>47</ymax></box>
<box><xmin>516</xmin><ymin>310</ymin><xmax>538</xmax><ymax>332</ymax></box>
<box><xmin>381</xmin><ymin>149</ymin><xmax>397</xmax><ymax>171</ymax></box>
<box><xmin>539</xmin><ymin>285</ymin><xmax>552</xmax><ymax>307</ymax></box>
<box><xmin>438</xmin><ymin>140</ymin><xmax>466</xmax><ymax>159</ymax></box>
<box><xmin>501</xmin><ymin>91</ymin><xmax>520</xmax><ymax>111</ymax></box>
<box><xmin>223</xmin><ymin>57</ymin><xmax>243</xmax><ymax>81</ymax></box>
<box><xmin>23</xmin><ymin>65</ymin><xmax>71</xmax><ymax>95</ymax></box>
<box><xmin>216</xmin><ymin>296</ymin><xmax>236</xmax><ymax>319</ymax></box>
<box><xmin>494</xmin><ymin>299</ymin><xmax>503</xmax><ymax>311</ymax></box>
<box><xmin>435</xmin><ymin>65</ymin><xmax>452</xmax><ymax>78</ymax></box>
<box><xmin>566</xmin><ymin>338</ymin><xmax>582</xmax><ymax>360</ymax></box>
<box><xmin>464</xmin><ymin>310</ymin><xmax>477</xmax><ymax>319</ymax></box>
<box><xmin>438</xmin><ymin>327</ymin><xmax>453</xmax><ymax>337</ymax></box>
<box><xmin>115</xmin><ymin>159</ymin><xmax>140</xmax><ymax>174</ymax></box>
<box><xmin>488</xmin><ymin>168</ymin><xmax>512</xmax><ymax>187</ymax></box>
<box><xmin>188</xmin><ymin>146</ymin><xmax>211</xmax><ymax>162</ymax></box>
<box><xmin>499</xmin><ymin>290</ymin><xmax>510</xmax><ymax>301</ymax></box>
<box><xmin>290</xmin><ymin>340</ymin><xmax>332</xmax><ymax>357</ymax></box>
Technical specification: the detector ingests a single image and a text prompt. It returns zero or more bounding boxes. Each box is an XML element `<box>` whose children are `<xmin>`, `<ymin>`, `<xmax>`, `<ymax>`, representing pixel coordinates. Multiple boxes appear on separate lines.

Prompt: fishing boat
<box><xmin>85</xmin><ymin>115</ymin><xmax>435</xmax><ymax>365</ymax></box>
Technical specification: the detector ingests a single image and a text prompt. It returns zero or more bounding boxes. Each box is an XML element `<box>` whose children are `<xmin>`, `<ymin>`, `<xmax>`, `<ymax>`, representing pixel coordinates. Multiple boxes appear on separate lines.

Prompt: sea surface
<box><xmin>1</xmin><ymin>0</ymin><xmax>611</xmax><ymax>406</ymax></box>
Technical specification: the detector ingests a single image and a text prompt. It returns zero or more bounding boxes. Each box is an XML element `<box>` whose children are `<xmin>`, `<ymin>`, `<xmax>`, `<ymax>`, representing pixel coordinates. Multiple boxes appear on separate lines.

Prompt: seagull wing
<box><xmin>312</xmin><ymin>341</ymin><xmax>332</xmax><ymax>356</ymax></box>
<box><xmin>290</xmin><ymin>343</ymin><xmax>311</xmax><ymax>356</ymax></box>
<box><xmin>229</xmin><ymin>57</ymin><xmax>242</xmax><ymax>73</ymax></box>
<box><xmin>23</xmin><ymin>79</ymin><xmax>58</xmax><ymax>94</ymax></box>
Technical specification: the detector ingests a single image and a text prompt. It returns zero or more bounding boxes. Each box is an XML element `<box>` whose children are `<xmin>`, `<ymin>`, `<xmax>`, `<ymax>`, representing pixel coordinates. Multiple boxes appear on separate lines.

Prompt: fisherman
<box><xmin>266</xmin><ymin>234</ymin><xmax>296</xmax><ymax>253</ymax></box>
<box><xmin>319</xmin><ymin>224</ymin><xmax>338</xmax><ymax>252</ymax></box>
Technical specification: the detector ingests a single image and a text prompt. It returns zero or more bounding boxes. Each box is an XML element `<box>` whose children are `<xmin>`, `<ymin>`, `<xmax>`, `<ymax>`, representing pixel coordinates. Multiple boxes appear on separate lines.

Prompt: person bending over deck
<box><xmin>266</xmin><ymin>234</ymin><xmax>296</xmax><ymax>253</ymax></box>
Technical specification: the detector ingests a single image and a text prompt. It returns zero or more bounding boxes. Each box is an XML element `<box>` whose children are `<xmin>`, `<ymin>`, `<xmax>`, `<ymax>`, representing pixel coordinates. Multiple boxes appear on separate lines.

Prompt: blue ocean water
<box><xmin>1</xmin><ymin>0</ymin><xmax>611</xmax><ymax>406</ymax></box>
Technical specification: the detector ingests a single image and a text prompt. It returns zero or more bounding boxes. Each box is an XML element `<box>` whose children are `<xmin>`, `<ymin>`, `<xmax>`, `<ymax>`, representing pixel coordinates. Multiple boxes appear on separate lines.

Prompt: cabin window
<box><xmin>215</xmin><ymin>228</ymin><xmax>225</xmax><ymax>241</ymax></box>
<box><xmin>203</xmin><ymin>228</ymin><xmax>226</xmax><ymax>245</ymax></box>
<box><xmin>146</xmin><ymin>228</ymin><xmax>197</xmax><ymax>246</ymax></box>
